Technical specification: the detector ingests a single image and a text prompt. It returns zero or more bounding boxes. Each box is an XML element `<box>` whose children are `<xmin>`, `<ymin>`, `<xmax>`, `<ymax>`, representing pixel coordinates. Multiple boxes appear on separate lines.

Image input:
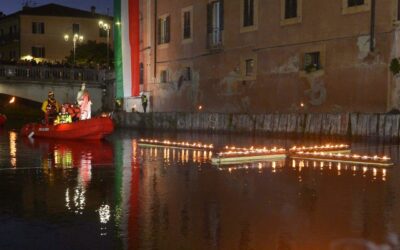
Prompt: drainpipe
<box><xmin>153</xmin><ymin>0</ymin><xmax>157</xmax><ymax>78</ymax></box>
<box><xmin>370</xmin><ymin>0</ymin><xmax>376</xmax><ymax>52</ymax></box>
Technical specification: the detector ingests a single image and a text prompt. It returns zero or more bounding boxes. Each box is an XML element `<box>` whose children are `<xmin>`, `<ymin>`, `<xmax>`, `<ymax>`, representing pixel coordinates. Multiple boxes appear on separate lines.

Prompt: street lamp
<box><xmin>99</xmin><ymin>20</ymin><xmax>111</xmax><ymax>68</ymax></box>
<box><xmin>64</xmin><ymin>33</ymin><xmax>84</xmax><ymax>64</ymax></box>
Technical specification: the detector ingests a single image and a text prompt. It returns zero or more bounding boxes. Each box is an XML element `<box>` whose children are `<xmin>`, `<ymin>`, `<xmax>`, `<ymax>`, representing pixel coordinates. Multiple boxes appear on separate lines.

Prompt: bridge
<box><xmin>0</xmin><ymin>64</ymin><xmax>115</xmax><ymax>112</ymax></box>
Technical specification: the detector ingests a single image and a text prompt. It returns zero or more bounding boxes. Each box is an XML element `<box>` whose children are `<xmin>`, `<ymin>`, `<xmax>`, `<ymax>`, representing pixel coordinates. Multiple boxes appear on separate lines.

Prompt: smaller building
<box><xmin>0</xmin><ymin>3</ymin><xmax>113</xmax><ymax>63</ymax></box>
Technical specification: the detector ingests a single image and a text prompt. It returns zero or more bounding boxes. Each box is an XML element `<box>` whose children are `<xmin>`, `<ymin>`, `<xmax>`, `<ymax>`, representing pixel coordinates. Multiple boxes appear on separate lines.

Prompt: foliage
<box><xmin>305</xmin><ymin>64</ymin><xmax>318</xmax><ymax>73</ymax></box>
<box><xmin>390</xmin><ymin>58</ymin><xmax>400</xmax><ymax>75</ymax></box>
<box><xmin>66</xmin><ymin>40</ymin><xmax>114</xmax><ymax>67</ymax></box>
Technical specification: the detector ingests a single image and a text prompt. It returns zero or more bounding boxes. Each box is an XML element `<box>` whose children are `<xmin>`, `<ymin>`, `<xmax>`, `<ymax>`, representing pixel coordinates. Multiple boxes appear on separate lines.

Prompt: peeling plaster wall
<box><xmin>140</xmin><ymin>0</ymin><xmax>395</xmax><ymax>113</ymax></box>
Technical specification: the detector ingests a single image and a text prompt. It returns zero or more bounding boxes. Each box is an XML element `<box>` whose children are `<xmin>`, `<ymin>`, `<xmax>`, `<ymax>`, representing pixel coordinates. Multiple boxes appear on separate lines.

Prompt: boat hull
<box><xmin>20</xmin><ymin>117</ymin><xmax>114</xmax><ymax>140</ymax></box>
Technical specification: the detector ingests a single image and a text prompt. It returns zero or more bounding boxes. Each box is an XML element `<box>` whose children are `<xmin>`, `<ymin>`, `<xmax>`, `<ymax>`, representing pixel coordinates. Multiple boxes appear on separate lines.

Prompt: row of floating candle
<box><xmin>290</xmin><ymin>144</ymin><xmax>350</xmax><ymax>153</ymax></box>
<box><xmin>138</xmin><ymin>138</ymin><xmax>214</xmax><ymax>150</ymax></box>
<box><xmin>138</xmin><ymin>139</ymin><xmax>394</xmax><ymax>168</ymax></box>
<box><xmin>212</xmin><ymin>146</ymin><xmax>287</xmax><ymax>165</ymax></box>
<box><xmin>291</xmin><ymin>151</ymin><xmax>393</xmax><ymax>167</ymax></box>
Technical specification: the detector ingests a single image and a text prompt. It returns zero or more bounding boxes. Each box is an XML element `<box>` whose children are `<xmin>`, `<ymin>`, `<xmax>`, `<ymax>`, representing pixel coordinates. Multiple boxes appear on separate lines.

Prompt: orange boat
<box><xmin>20</xmin><ymin>117</ymin><xmax>114</xmax><ymax>140</ymax></box>
<box><xmin>0</xmin><ymin>114</ymin><xmax>6</xmax><ymax>126</ymax></box>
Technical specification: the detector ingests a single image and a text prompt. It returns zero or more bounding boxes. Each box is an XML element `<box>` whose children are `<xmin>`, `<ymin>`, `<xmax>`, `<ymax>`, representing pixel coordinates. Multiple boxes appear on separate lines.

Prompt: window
<box><xmin>9</xmin><ymin>25</ymin><xmax>17</xmax><ymax>35</ymax></box>
<box><xmin>398</xmin><ymin>0</ymin><xmax>400</xmax><ymax>20</ymax></box>
<box><xmin>241</xmin><ymin>56</ymin><xmax>257</xmax><ymax>79</ymax></box>
<box><xmin>9</xmin><ymin>50</ymin><xmax>16</xmax><ymax>60</ymax></box>
<box><xmin>0</xmin><ymin>29</ymin><xmax>3</xmax><ymax>37</ymax></box>
<box><xmin>140</xmin><ymin>63</ymin><xmax>144</xmax><ymax>85</ymax></box>
<box><xmin>281</xmin><ymin>0</ymin><xmax>301</xmax><ymax>25</ymax></box>
<box><xmin>243</xmin><ymin>0</ymin><xmax>254</xmax><ymax>27</ymax></box>
<box><xmin>348</xmin><ymin>0</ymin><xmax>364</xmax><ymax>7</ymax></box>
<box><xmin>32</xmin><ymin>22</ymin><xmax>45</xmax><ymax>34</ymax></box>
<box><xmin>285</xmin><ymin>0</ymin><xmax>297</xmax><ymax>19</ymax></box>
<box><xmin>183</xmin><ymin>67</ymin><xmax>192</xmax><ymax>81</ymax></box>
<box><xmin>183</xmin><ymin>10</ymin><xmax>192</xmax><ymax>40</ymax></box>
<box><xmin>32</xmin><ymin>46</ymin><xmax>45</xmax><ymax>58</ymax></box>
<box><xmin>158</xmin><ymin>15</ymin><xmax>170</xmax><ymax>45</ymax></box>
<box><xmin>72</xmin><ymin>23</ymin><xmax>80</xmax><ymax>34</ymax></box>
<box><xmin>342</xmin><ymin>0</ymin><xmax>370</xmax><ymax>14</ymax></box>
<box><xmin>245</xmin><ymin>59</ymin><xmax>254</xmax><ymax>76</ymax></box>
<box><xmin>207</xmin><ymin>0</ymin><xmax>224</xmax><ymax>48</ymax></box>
<box><xmin>304</xmin><ymin>52</ymin><xmax>321</xmax><ymax>72</ymax></box>
<box><xmin>160</xmin><ymin>70</ymin><xmax>168</xmax><ymax>83</ymax></box>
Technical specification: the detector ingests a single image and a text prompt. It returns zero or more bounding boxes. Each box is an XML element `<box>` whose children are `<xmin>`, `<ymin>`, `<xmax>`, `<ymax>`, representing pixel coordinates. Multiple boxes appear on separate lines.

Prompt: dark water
<box><xmin>1</xmin><ymin>128</ymin><xmax>400</xmax><ymax>250</ymax></box>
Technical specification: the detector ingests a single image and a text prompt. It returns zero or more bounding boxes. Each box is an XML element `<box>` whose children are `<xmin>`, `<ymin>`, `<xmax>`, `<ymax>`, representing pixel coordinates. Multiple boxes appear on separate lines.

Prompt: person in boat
<box><xmin>65</xmin><ymin>103</ymin><xmax>81</xmax><ymax>122</ymax></box>
<box><xmin>54</xmin><ymin>105</ymin><xmax>72</xmax><ymax>125</ymax></box>
<box><xmin>77</xmin><ymin>82</ymin><xmax>92</xmax><ymax>120</ymax></box>
<box><xmin>41</xmin><ymin>91</ymin><xmax>60</xmax><ymax>125</ymax></box>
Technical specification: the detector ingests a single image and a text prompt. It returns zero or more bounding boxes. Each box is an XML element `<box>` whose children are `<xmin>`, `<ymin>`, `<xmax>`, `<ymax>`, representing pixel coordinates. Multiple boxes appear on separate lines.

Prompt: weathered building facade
<box><xmin>136</xmin><ymin>0</ymin><xmax>400</xmax><ymax>113</ymax></box>
<box><xmin>0</xmin><ymin>4</ymin><xmax>112</xmax><ymax>63</ymax></box>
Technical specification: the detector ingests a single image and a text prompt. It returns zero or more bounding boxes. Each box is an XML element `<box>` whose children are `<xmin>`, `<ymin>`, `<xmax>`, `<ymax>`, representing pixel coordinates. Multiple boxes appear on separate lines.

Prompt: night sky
<box><xmin>1</xmin><ymin>0</ymin><xmax>113</xmax><ymax>15</ymax></box>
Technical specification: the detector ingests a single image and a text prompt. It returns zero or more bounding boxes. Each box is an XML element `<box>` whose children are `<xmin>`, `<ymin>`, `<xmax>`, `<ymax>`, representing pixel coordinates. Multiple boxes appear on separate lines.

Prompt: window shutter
<box><xmin>166</xmin><ymin>16</ymin><xmax>170</xmax><ymax>43</ymax></box>
<box><xmin>41</xmin><ymin>23</ymin><xmax>45</xmax><ymax>34</ymax></box>
<box><xmin>32</xmin><ymin>22</ymin><xmax>36</xmax><ymax>33</ymax></box>
<box><xmin>207</xmin><ymin>3</ymin><xmax>212</xmax><ymax>33</ymax></box>
<box><xmin>250</xmin><ymin>0</ymin><xmax>254</xmax><ymax>26</ymax></box>
<box><xmin>157</xmin><ymin>18</ymin><xmax>161</xmax><ymax>44</ymax></box>
<box><xmin>398</xmin><ymin>0</ymin><xmax>400</xmax><ymax>20</ymax></box>
<box><xmin>219</xmin><ymin>0</ymin><xmax>224</xmax><ymax>30</ymax></box>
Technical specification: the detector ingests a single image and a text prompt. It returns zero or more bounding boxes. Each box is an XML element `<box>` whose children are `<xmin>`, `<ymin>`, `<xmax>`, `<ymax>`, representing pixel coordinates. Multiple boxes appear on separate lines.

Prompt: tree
<box><xmin>66</xmin><ymin>40</ymin><xmax>114</xmax><ymax>67</ymax></box>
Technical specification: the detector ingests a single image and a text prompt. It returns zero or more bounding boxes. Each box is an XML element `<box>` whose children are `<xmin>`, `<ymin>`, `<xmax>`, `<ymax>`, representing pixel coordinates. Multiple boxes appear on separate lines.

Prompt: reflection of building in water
<box><xmin>126</xmin><ymin>142</ymin><xmax>399</xmax><ymax>249</ymax></box>
<box><xmin>113</xmin><ymin>139</ymin><xmax>140</xmax><ymax>248</ymax></box>
<box><xmin>9</xmin><ymin>131</ymin><xmax>17</xmax><ymax>167</ymax></box>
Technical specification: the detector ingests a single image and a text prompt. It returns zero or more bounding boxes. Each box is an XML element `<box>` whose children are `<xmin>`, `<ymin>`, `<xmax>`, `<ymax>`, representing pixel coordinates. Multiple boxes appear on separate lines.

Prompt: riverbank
<box><xmin>113</xmin><ymin>112</ymin><xmax>400</xmax><ymax>139</ymax></box>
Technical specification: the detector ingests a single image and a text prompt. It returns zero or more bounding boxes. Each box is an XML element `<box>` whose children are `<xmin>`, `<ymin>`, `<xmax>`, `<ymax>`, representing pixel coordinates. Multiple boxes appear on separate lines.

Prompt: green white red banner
<box><xmin>114</xmin><ymin>0</ymin><xmax>140</xmax><ymax>99</ymax></box>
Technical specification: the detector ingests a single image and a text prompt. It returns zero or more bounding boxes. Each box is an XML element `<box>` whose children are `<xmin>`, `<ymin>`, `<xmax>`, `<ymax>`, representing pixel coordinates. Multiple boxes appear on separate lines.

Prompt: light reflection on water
<box><xmin>0</xmin><ymin>129</ymin><xmax>400</xmax><ymax>249</ymax></box>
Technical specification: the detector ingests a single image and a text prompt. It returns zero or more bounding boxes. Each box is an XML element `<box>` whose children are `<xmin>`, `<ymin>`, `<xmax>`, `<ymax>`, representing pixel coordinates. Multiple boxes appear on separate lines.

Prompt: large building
<box><xmin>115</xmin><ymin>0</ymin><xmax>400</xmax><ymax>113</ymax></box>
<box><xmin>0</xmin><ymin>4</ymin><xmax>113</xmax><ymax>63</ymax></box>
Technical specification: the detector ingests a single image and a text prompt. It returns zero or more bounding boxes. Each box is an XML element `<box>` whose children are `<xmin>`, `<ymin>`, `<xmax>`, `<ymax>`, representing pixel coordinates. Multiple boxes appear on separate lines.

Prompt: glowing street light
<box><xmin>99</xmin><ymin>20</ymin><xmax>111</xmax><ymax>68</ymax></box>
<box><xmin>64</xmin><ymin>33</ymin><xmax>84</xmax><ymax>64</ymax></box>
<box><xmin>9</xmin><ymin>96</ymin><xmax>15</xmax><ymax>104</ymax></box>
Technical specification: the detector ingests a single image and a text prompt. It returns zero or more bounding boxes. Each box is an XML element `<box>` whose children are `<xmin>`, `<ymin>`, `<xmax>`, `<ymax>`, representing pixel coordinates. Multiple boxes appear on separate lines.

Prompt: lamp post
<box><xmin>64</xmin><ymin>33</ymin><xmax>84</xmax><ymax>64</ymax></box>
<box><xmin>99</xmin><ymin>20</ymin><xmax>111</xmax><ymax>68</ymax></box>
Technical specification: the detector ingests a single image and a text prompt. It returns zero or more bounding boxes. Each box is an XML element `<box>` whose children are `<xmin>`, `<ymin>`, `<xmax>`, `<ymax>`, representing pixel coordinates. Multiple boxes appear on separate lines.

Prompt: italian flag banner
<box><xmin>114</xmin><ymin>0</ymin><xmax>140</xmax><ymax>99</ymax></box>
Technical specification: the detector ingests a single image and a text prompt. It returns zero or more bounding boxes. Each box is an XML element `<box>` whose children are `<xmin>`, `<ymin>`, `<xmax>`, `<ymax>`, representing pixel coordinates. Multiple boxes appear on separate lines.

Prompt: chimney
<box><xmin>91</xmin><ymin>6</ymin><xmax>96</xmax><ymax>15</ymax></box>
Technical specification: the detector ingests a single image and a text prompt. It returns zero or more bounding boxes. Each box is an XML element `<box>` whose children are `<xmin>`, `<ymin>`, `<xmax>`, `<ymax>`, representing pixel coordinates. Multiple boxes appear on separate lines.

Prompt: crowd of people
<box><xmin>0</xmin><ymin>59</ymin><xmax>110</xmax><ymax>70</ymax></box>
<box><xmin>41</xmin><ymin>82</ymin><xmax>92</xmax><ymax>125</ymax></box>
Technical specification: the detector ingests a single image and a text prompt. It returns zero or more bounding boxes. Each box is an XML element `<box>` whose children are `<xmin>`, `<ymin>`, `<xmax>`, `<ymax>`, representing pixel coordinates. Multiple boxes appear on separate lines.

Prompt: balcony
<box><xmin>207</xmin><ymin>28</ymin><xmax>223</xmax><ymax>51</ymax></box>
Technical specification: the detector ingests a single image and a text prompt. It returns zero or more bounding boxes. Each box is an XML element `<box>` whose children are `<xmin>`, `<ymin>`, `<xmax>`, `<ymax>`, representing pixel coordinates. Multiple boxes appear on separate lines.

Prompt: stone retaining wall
<box><xmin>113</xmin><ymin>112</ymin><xmax>400</xmax><ymax>138</ymax></box>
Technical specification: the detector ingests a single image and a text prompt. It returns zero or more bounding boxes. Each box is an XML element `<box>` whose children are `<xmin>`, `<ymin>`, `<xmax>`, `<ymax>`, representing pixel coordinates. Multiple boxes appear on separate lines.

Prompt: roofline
<box><xmin>0</xmin><ymin>4</ymin><xmax>113</xmax><ymax>21</ymax></box>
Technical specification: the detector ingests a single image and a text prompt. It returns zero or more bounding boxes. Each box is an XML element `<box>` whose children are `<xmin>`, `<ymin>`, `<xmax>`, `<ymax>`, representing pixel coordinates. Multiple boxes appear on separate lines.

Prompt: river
<box><xmin>0</xmin><ymin>128</ymin><xmax>399</xmax><ymax>250</ymax></box>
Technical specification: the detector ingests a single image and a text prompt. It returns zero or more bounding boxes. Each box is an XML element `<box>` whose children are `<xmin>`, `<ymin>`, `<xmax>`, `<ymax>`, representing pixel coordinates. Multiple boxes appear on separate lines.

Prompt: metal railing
<box><xmin>0</xmin><ymin>64</ymin><xmax>107</xmax><ymax>83</ymax></box>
